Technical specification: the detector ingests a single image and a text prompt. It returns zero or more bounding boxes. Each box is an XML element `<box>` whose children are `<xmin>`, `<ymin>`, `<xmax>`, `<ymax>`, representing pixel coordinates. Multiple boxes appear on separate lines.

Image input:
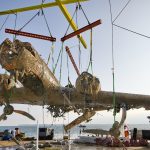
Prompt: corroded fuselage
<box><xmin>0</xmin><ymin>39</ymin><xmax>59</xmax><ymax>96</ymax></box>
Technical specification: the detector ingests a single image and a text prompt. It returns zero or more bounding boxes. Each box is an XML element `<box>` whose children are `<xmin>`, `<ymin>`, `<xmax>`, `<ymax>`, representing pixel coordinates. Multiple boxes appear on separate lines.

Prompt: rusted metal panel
<box><xmin>65</xmin><ymin>46</ymin><xmax>80</xmax><ymax>76</ymax></box>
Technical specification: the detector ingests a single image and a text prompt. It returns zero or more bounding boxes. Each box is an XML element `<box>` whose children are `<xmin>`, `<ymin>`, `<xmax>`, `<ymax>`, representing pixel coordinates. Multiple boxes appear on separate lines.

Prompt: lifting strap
<box><xmin>0</xmin><ymin>15</ymin><xmax>9</xmax><ymax>32</ymax></box>
<box><xmin>47</xmin><ymin>42</ymin><xmax>54</xmax><ymax>65</ymax></box>
<box><xmin>75</xmin><ymin>3</ymin><xmax>82</xmax><ymax>71</ymax></box>
<box><xmin>108</xmin><ymin>0</ymin><xmax>116</xmax><ymax>121</ymax></box>
<box><xmin>87</xmin><ymin>29</ymin><xmax>93</xmax><ymax>74</ymax></box>
<box><xmin>77</xmin><ymin>2</ymin><xmax>90</xmax><ymax>24</ymax></box>
<box><xmin>53</xmin><ymin>42</ymin><xmax>64</xmax><ymax>74</ymax></box>
<box><xmin>17</xmin><ymin>0</ymin><xmax>46</xmax><ymax>31</ymax></box>
<box><xmin>13</xmin><ymin>13</ymin><xmax>18</xmax><ymax>40</ymax></box>
<box><xmin>41</xmin><ymin>8</ymin><xmax>55</xmax><ymax>68</ymax></box>
<box><xmin>19</xmin><ymin>11</ymin><xmax>40</xmax><ymax>31</ymax></box>
<box><xmin>59</xmin><ymin>43</ymin><xmax>64</xmax><ymax>83</ymax></box>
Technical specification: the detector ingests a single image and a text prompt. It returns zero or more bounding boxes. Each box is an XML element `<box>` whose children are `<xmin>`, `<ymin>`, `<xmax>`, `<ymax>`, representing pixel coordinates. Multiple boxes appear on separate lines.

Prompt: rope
<box><xmin>42</xmin><ymin>105</ymin><xmax>45</xmax><ymax>127</ymax></box>
<box><xmin>77</xmin><ymin>2</ymin><xmax>90</xmax><ymax>24</ymax></box>
<box><xmin>53</xmin><ymin>42</ymin><xmax>64</xmax><ymax>74</ymax></box>
<box><xmin>18</xmin><ymin>0</ymin><xmax>46</xmax><ymax>31</ymax></box>
<box><xmin>40</xmin><ymin>7</ymin><xmax>55</xmax><ymax>72</ymax></box>
<box><xmin>108</xmin><ymin>0</ymin><xmax>116</xmax><ymax>122</ymax></box>
<box><xmin>47</xmin><ymin>42</ymin><xmax>54</xmax><ymax>66</ymax></box>
<box><xmin>13</xmin><ymin>13</ymin><xmax>18</xmax><ymax>40</ymax></box>
<box><xmin>75</xmin><ymin>3</ymin><xmax>82</xmax><ymax>72</ymax></box>
<box><xmin>66</xmin><ymin>53</ymin><xmax>70</xmax><ymax>85</ymax></box>
<box><xmin>73</xmin><ymin>2</ymin><xmax>93</xmax><ymax>73</ymax></box>
<box><xmin>0</xmin><ymin>15</ymin><xmax>10</xmax><ymax>32</ymax></box>
<box><xmin>78</xmin><ymin>40</ymin><xmax>81</xmax><ymax>71</ymax></box>
<box><xmin>113</xmin><ymin>24</ymin><xmax>150</xmax><ymax>39</ymax></box>
<box><xmin>51</xmin><ymin>42</ymin><xmax>55</xmax><ymax>71</ymax></box>
<box><xmin>18</xmin><ymin>11</ymin><xmax>40</xmax><ymax>31</ymax></box>
<box><xmin>59</xmin><ymin>43</ymin><xmax>64</xmax><ymax>83</ymax></box>
<box><xmin>90</xmin><ymin>29</ymin><xmax>93</xmax><ymax>74</ymax></box>
<box><xmin>47</xmin><ymin>46</ymin><xmax>52</xmax><ymax>65</ymax></box>
<box><xmin>113</xmin><ymin>0</ymin><xmax>132</xmax><ymax>23</ymax></box>
<box><xmin>87</xmin><ymin>29</ymin><xmax>93</xmax><ymax>74</ymax></box>
<box><xmin>40</xmin><ymin>5</ymin><xmax>55</xmax><ymax>70</ymax></box>
<box><xmin>66</xmin><ymin>49</ymin><xmax>73</xmax><ymax>88</ymax></box>
<box><xmin>42</xmin><ymin>9</ymin><xmax>53</xmax><ymax>37</ymax></box>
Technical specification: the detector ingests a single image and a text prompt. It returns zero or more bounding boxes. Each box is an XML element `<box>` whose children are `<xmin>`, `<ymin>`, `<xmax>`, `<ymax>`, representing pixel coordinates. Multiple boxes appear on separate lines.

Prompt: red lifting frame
<box><xmin>5</xmin><ymin>29</ymin><xmax>56</xmax><ymax>42</ymax></box>
<box><xmin>65</xmin><ymin>46</ymin><xmax>80</xmax><ymax>76</ymax></box>
<box><xmin>61</xmin><ymin>19</ymin><xmax>101</xmax><ymax>42</ymax></box>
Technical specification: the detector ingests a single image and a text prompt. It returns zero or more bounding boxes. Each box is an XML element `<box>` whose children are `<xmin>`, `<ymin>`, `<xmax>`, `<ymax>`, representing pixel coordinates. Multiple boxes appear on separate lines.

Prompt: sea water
<box><xmin>0</xmin><ymin>124</ymin><xmax>150</xmax><ymax>139</ymax></box>
<box><xmin>0</xmin><ymin>124</ymin><xmax>150</xmax><ymax>150</ymax></box>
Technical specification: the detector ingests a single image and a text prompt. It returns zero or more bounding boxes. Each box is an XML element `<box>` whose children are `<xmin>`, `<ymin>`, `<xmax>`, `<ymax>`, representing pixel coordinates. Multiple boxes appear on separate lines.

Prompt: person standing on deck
<box><xmin>124</xmin><ymin>125</ymin><xmax>130</xmax><ymax>142</ymax></box>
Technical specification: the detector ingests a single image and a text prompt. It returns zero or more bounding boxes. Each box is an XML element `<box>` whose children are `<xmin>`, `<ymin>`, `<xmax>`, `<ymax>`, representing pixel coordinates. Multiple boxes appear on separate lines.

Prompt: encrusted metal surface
<box><xmin>0</xmin><ymin>39</ymin><xmax>59</xmax><ymax>96</ymax></box>
<box><xmin>0</xmin><ymin>39</ymin><xmax>150</xmax><ymax>123</ymax></box>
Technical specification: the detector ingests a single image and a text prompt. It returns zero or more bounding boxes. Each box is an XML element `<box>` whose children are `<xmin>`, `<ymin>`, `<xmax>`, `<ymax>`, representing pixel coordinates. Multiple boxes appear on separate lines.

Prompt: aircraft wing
<box><xmin>0</xmin><ymin>82</ymin><xmax>150</xmax><ymax>111</ymax></box>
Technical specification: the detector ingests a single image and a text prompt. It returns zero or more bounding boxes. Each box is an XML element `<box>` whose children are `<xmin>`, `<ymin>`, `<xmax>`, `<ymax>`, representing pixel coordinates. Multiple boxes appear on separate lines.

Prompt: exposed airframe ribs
<box><xmin>5</xmin><ymin>29</ymin><xmax>56</xmax><ymax>42</ymax></box>
<box><xmin>61</xmin><ymin>19</ymin><xmax>102</xmax><ymax>42</ymax></box>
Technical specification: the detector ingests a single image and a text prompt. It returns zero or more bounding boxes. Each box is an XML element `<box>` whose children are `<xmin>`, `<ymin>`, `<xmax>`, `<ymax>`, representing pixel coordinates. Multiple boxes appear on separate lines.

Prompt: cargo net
<box><xmin>75</xmin><ymin>71</ymin><xmax>100</xmax><ymax>97</ymax></box>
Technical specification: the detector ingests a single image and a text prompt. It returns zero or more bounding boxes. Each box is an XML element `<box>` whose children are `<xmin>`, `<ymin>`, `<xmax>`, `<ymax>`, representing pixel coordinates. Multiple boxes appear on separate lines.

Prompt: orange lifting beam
<box><xmin>65</xmin><ymin>46</ymin><xmax>80</xmax><ymax>76</ymax></box>
<box><xmin>61</xmin><ymin>19</ymin><xmax>101</xmax><ymax>42</ymax></box>
<box><xmin>5</xmin><ymin>29</ymin><xmax>56</xmax><ymax>42</ymax></box>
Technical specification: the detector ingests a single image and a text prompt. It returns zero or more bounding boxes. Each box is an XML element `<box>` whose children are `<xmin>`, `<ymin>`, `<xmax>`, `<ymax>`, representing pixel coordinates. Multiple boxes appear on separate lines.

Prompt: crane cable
<box><xmin>18</xmin><ymin>12</ymin><xmax>40</xmax><ymax>31</ymax></box>
<box><xmin>40</xmin><ymin>0</ymin><xmax>55</xmax><ymax>67</ymax></box>
<box><xmin>0</xmin><ymin>15</ymin><xmax>10</xmax><ymax>32</ymax></box>
<box><xmin>41</xmin><ymin>9</ymin><xmax>54</xmax><ymax>67</ymax></box>
<box><xmin>66</xmin><ymin>49</ymin><xmax>72</xmax><ymax>88</ymax></box>
<box><xmin>13</xmin><ymin>13</ymin><xmax>18</xmax><ymax>40</ymax></box>
<box><xmin>76</xmin><ymin>1</ymin><xmax>90</xmax><ymax>24</ymax></box>
<box><xmin>76</xmin><ymin>2</ymin><xmax>93</xmax><ymax>74</ymax></box>
<box><xmin>18</xmin><ymin>0</ymin><xmax>46</xmax><ymax>31</ymax></box>
<box><xmin>53</xmin><ymin>42</ymin><xmax>64</xmax><ymax>74</ymax></box>
<box><xmin>108</xmin><ymin>0</ymin><xmax>116</xmax><ymax>122</ymax></box>
<box><xmin>75</xmin><ymin>3</ymin><xmax>82</xmax><ymax>72</ymax></box>
<box><xmin>87</xmin><ymin>29</ymin><xmax>93</xmax><ymax>74</ymax></box>
<box><xmin>113</xmin><ymin>0</ymin><xmax>132</xmax><ymax>23</ymax></box>
<box><xmin>59</xmin><ymin>42</ymin><xmax>64</xmax><ymax>83</ymax></box>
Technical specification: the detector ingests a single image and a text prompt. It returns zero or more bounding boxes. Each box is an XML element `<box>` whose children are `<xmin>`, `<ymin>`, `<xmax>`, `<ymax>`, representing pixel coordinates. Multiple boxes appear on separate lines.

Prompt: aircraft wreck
<box><xmin>0</xmin><ymin>38</ymin><xmax>150</xmax><ymax>131</ymax></box>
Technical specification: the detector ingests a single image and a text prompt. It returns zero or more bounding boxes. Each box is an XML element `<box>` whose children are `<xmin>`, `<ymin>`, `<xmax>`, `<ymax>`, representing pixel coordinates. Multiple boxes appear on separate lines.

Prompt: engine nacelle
<box><xmin>75</xmin><ymin>72</ymin><xmax>101</xmax><ymax>96</ymax></box>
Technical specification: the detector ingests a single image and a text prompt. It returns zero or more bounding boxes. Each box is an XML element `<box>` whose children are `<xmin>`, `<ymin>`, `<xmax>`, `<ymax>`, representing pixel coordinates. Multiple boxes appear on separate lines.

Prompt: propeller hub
<box><xmin>4</xmin><ymin>105</ymin><xmax>14</xmax><ymax>115</ymax></box>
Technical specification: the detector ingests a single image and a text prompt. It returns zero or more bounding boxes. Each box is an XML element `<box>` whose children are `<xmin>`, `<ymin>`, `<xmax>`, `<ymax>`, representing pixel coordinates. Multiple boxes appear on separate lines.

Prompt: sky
<box><xmin>0</xmin><ymin>0</ymin><xmax>150</xmax><ymax>126</ymax></box>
